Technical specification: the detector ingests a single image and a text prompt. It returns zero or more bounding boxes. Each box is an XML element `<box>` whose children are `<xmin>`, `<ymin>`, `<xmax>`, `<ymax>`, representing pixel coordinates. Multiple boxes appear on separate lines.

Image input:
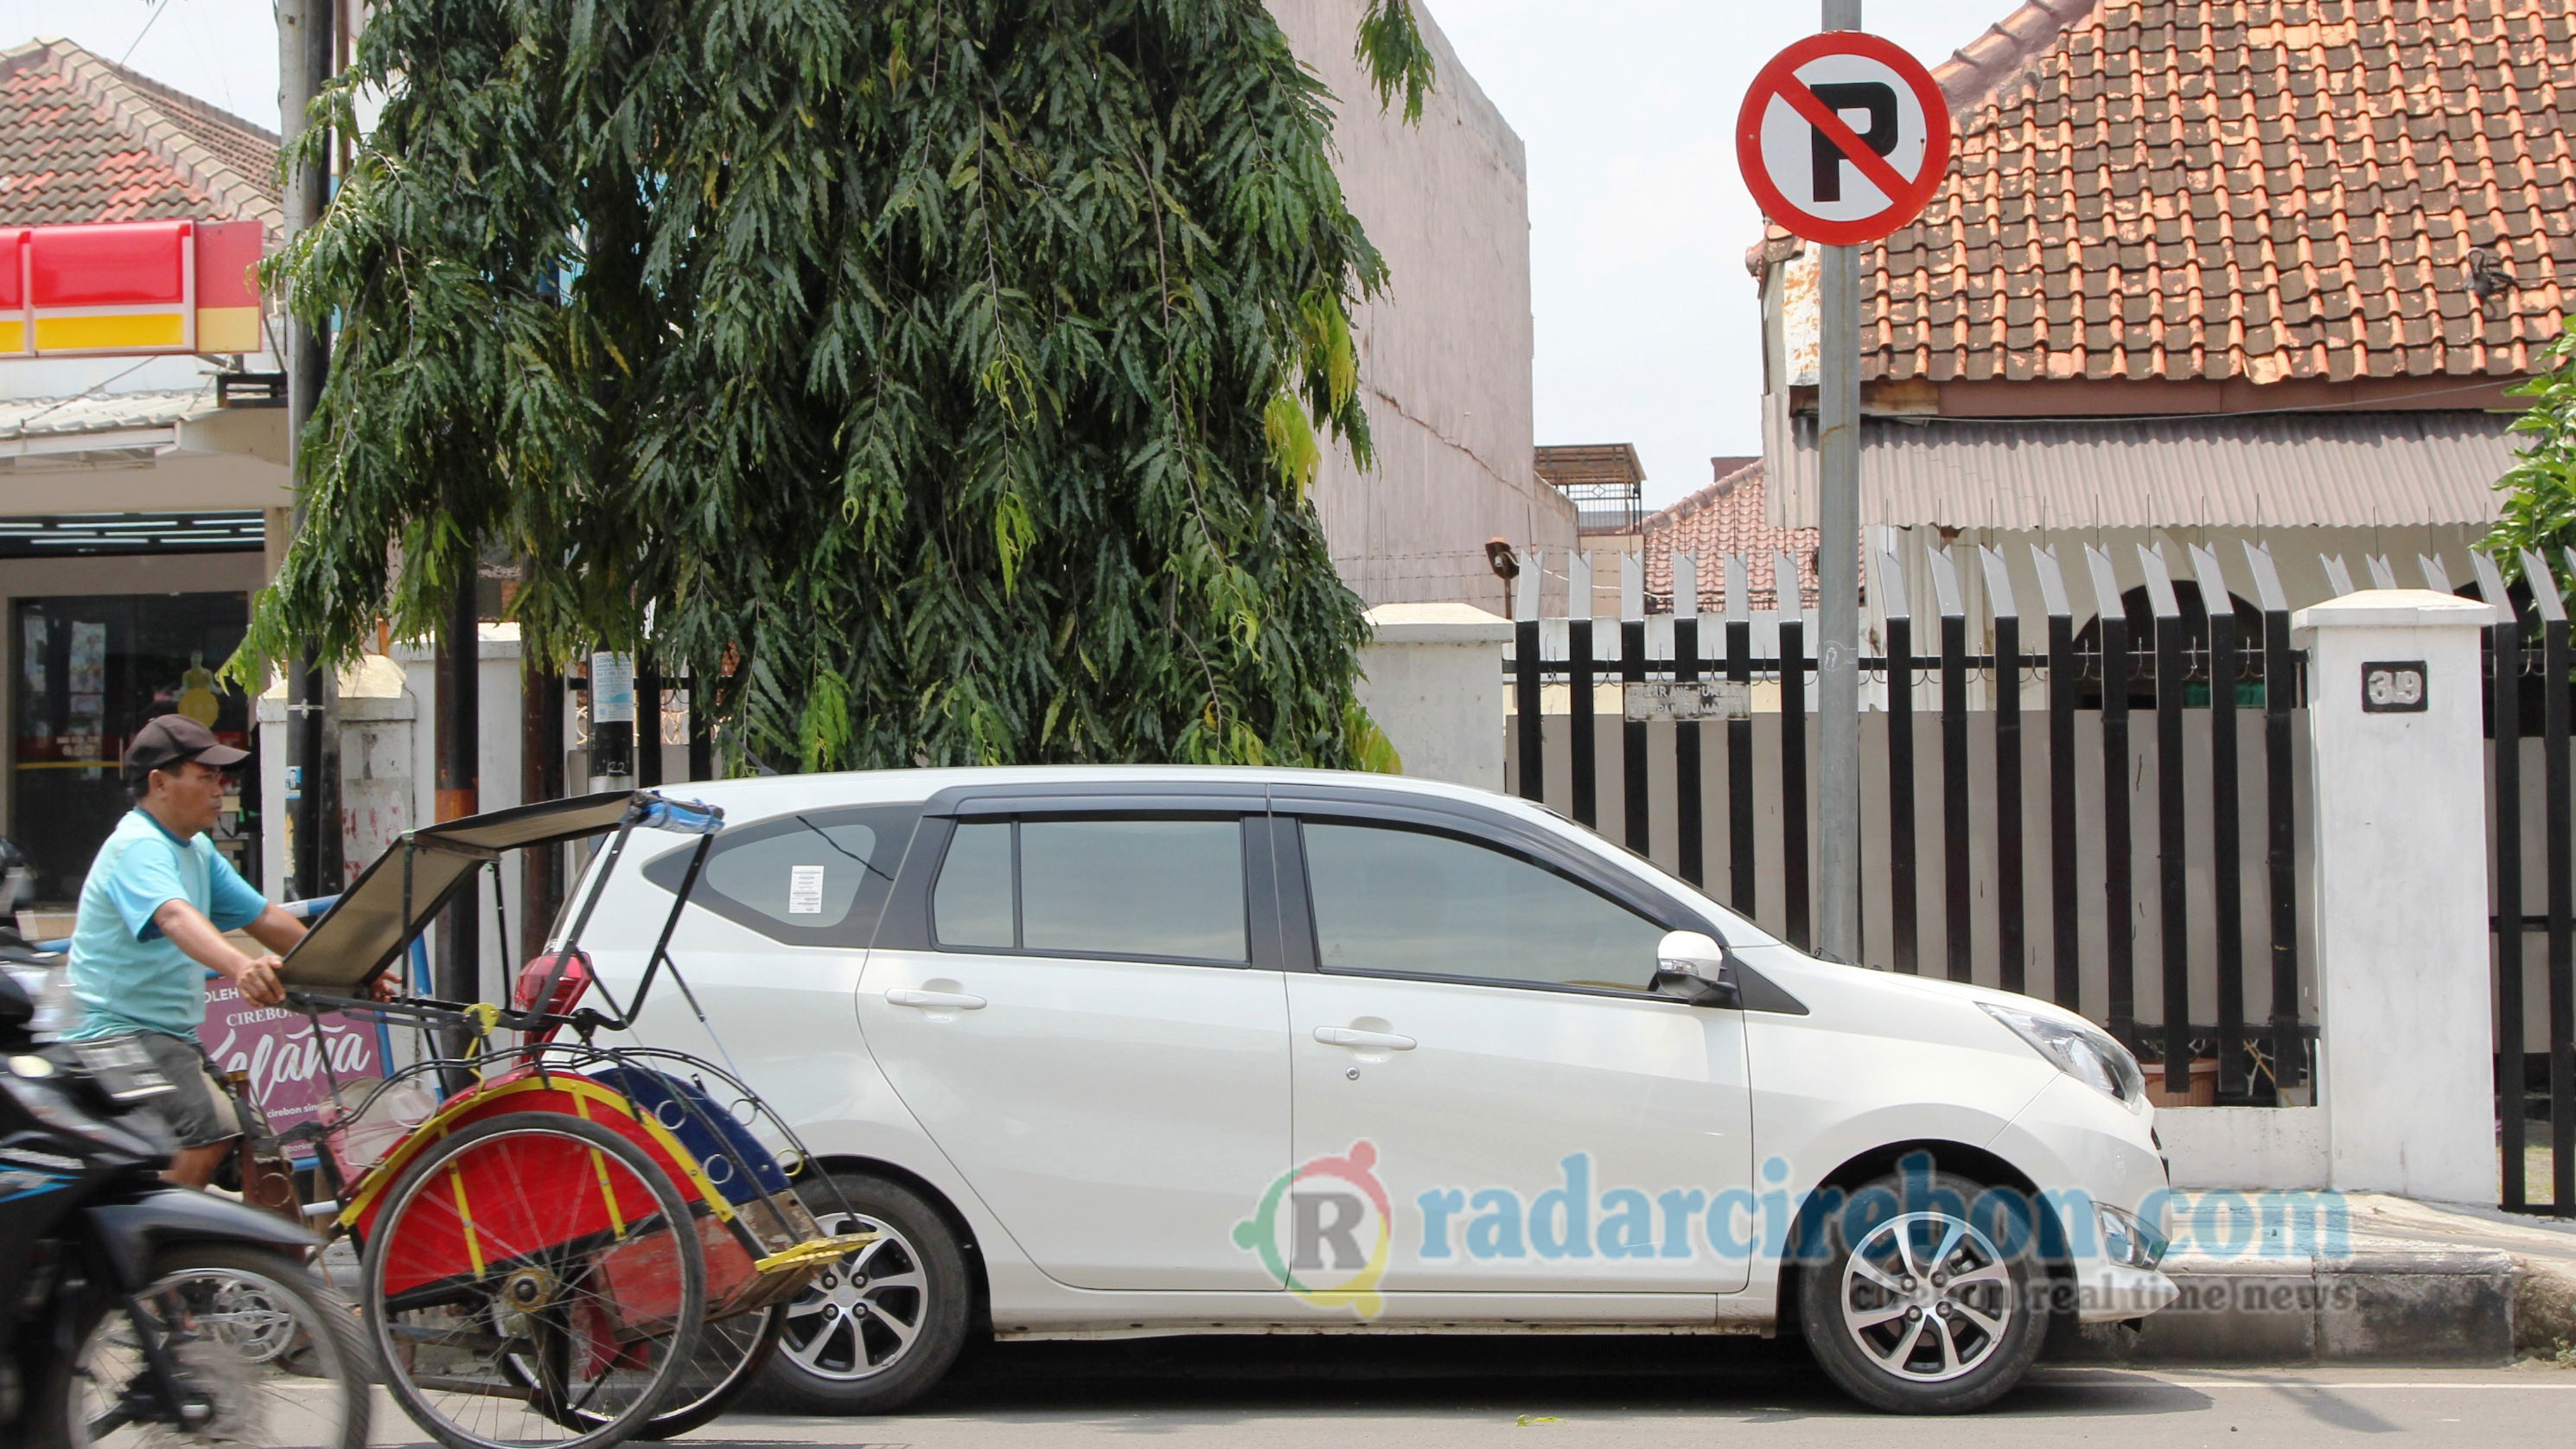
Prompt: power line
<box><xmin>118</xmin><ymin>0</ymin><xmax>177</xmax><ymax>65</ymax></box>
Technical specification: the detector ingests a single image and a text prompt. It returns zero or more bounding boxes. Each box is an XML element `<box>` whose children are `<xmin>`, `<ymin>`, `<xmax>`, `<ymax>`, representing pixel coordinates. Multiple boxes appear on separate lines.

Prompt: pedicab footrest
<box><xmin>755</xmin><ymin>1231</ymin><xmax>880</xmax><ymax>1276</ymax></box>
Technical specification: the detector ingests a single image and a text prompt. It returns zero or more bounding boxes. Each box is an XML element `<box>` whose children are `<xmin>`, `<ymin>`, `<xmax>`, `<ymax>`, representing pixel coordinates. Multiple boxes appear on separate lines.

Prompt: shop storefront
<box><xmin>0</xmin><ymin>503</ymin><xmax>276</xmax><ymax>907</ymax></box>
<box><xmin>11</xmin><ymin>581</ymin><xmax>258</xmax><ymax>900</ymax></box>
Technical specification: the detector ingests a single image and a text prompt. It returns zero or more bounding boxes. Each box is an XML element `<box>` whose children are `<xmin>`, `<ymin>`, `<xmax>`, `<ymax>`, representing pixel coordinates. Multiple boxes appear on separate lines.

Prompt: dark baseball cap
<box><xmin>125</xmin><ymin>714</ymin><xmax>250</xmax><ymax>776</ymax></box>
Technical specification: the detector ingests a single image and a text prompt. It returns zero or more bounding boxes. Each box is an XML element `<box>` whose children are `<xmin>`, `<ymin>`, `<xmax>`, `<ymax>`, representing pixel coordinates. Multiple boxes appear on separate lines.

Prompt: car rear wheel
<box><xmin>754</xmin><ymin>1172</ymin><xmax>971</xmax><ymax>1415</ymax></box>
<box><xmin>1796</xmin><ymin>1168</ymin><xmax>2046</xmax><ymax>1414</ymax></box>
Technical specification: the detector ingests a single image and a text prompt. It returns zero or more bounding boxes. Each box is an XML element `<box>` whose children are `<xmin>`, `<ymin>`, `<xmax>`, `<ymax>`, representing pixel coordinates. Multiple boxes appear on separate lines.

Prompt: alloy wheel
<box><xmin>779</xmin><ymin>1210</ymin><xmax>928</xmax><ymax>1382</ymax></box>
<box><xmin>1837</xmin><ymin>1211</ymin><xmax>2015</xmax><ymax>1383</ymax></box>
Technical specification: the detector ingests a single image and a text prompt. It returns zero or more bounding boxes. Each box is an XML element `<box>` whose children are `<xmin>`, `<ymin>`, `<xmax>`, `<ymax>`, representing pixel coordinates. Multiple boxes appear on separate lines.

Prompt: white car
<box><xmin>579</xmin><ymin>766</ymin><xmax>2177</xmax><ymax>1414</ymax></box>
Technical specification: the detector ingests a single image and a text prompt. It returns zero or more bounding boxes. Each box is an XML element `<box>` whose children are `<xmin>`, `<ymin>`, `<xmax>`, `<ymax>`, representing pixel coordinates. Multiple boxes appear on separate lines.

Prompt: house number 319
<box><xmin>2362</xmin><ymin>661</ymin><xmax>2427</xmax><ymax>713</ymax></box>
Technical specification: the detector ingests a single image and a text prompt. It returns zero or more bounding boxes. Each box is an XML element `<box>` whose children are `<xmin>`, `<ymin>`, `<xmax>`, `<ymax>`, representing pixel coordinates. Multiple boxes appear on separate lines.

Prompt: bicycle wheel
<box><xmin>32</xmin><ymin>1243</ymin><xmax>371</xmax><ymax>1449</ymax></box>
<box><xmin>361</xmin><ymin>1110</ymin><xmax>707</xmax><ymax>1449</ymax></box>
<box><xmin>512</xmin><ymin>1301</ymin><xmax>784</xmax><ymax>1440</ymax></box>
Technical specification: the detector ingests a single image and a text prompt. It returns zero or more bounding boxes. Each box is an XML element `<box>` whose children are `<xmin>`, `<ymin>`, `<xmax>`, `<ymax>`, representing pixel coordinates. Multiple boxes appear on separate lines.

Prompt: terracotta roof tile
<box><xmin>1640</xmin><ymin>461</ymin><xmax>1820</xmax><ymax>613</ymax></box>
<box><xmin>0</xmin><ymin>37</ymin><xmax>279</xmax><ymax>230</ymax></box>
<box><xmin>1757</xmin><ymin>0</ymin><xmax>2570</xmax><ymax>386</ymax></box>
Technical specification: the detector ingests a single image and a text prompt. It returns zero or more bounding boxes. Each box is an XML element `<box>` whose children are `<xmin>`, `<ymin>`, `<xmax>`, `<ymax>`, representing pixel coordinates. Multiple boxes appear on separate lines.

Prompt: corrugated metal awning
<box><xmin>0</xmin><ymin>388</ymin><xmax>215</xmax><ymax>440</ymax></box>
<box><xmin>1762</xmin><ymin>399</ymin><xmax>2520</xmax><ymax>532</ymax></box>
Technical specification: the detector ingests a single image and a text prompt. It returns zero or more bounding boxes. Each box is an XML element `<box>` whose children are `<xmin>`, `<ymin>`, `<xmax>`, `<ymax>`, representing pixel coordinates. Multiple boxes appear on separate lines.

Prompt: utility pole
<box><xmin>277</xmin><ymin>0</ymin><xmax>333</xmax><ymax>900</ymax></box>
<box><xmin>520</xmin><ymin>651</ymin><xmax>564</xmax><ymax>961</ymax></box>
<box><xmin>435</xmin><ymin>570</ymin><xmax>480</xmax><ymax>1009</ymax></box>
<box><xmin>634</xmin><ymin>648</ymin><xmax>662</xmax><ymax>788</ymax></box>
<box><xmin>1814</xmin><ymin>0</ymin><xmax>1865</xmax><ymax>963</ymax></box>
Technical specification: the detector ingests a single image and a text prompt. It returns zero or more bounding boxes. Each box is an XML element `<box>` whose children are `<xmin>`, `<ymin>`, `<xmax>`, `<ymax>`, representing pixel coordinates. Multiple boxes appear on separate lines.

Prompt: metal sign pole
<box><xmin>1814</xmin><ymin>0</ymin><xmax>1863</xmax><ymax>962</ymax></box>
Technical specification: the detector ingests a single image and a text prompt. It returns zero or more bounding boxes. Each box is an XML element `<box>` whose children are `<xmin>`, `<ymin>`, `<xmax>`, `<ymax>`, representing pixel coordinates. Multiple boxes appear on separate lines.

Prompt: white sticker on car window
<box><xmin>787</xmin><ymin>865</ymin><xmax>826</xmax><ymax>915</ymax></box>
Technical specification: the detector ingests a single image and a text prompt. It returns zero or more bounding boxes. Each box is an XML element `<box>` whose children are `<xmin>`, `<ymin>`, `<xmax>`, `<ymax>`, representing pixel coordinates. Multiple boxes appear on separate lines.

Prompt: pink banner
<box><xmin>200</xmin><ymin>978</ymin><xmax>391</xmax><ymax>1138</ymax></box>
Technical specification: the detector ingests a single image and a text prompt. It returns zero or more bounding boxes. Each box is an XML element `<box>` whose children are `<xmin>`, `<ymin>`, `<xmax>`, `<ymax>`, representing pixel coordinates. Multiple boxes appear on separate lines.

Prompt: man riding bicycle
<box><xmin>61</xmin><ymin>714</ymin><xmax>314</xmax><ymax>1187</ymax></box>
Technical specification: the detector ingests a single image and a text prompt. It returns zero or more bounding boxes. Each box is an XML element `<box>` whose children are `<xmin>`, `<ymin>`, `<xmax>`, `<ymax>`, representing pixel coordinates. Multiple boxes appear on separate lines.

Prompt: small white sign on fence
<box><xmin>1623</xmin><ymin>680</ymin><xmax>1752</xmax><ymax>723</ymax></box>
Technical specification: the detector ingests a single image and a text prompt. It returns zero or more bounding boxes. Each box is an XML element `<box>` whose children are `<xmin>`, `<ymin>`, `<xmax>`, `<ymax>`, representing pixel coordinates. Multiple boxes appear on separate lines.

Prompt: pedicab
<box><xmin>265</xmin><ymin>790</ymin><xmax>873</xmax><ymax>1449</ymax></box>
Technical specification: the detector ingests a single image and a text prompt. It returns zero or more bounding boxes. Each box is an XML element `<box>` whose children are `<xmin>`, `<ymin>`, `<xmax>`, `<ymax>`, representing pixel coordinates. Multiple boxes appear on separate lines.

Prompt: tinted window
<box><xmin>645</xmin><ymin>805</ymin><xmax>919</xmax><ymax>945</ymax></box>
<box><xmin>933</xmin><ymin>822</ymin><xmax>1015</xmax><ymax>948</ymax></box>
<box><xmin>1020</xmin><ymin>820</ymin><xmax>1247</xmax><ymax>962</ymax></box>
<box><xmin>930</xmin><ymin>817</ymin><xmax>1250</xmax><ymax>964</ymax></box>
<box><xmin>1299</xmin><ymin>820</ymin><xmax>1666</xmax><ymax>992</ymax></box>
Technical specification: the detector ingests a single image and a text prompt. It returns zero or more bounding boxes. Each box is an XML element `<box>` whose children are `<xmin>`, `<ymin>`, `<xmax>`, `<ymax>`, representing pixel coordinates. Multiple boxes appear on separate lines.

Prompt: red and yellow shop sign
<box><xmin>0</xmin><ymin>219</ymin><xmax>265</xmax><ymax>357</ymax></box>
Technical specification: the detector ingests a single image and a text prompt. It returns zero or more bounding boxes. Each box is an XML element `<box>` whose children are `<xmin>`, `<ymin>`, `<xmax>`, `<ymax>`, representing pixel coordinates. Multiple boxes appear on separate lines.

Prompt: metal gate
<box><xmin>2487</xmin><ymin>546</ymin><xmax>2574</xmax><ymax>1216</ymax></box>
<box><xmin>1508</xmin><ymin>540</ymin><xmax>2315</xmax><ymax>1107</ymax></box>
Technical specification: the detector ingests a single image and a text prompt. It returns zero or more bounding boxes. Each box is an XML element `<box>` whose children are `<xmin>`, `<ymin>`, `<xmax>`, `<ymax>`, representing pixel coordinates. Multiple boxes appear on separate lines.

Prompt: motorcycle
<box><xmin>0</xmin><ymin>925</ymin><xmax>371</xmax><ymax>1448</ymax></box>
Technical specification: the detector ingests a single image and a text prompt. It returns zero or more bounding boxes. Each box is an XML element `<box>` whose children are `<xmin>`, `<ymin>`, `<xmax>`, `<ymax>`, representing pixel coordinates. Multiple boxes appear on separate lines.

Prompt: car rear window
<box><xmin>643</xmin><ymin>804</ymin><xmax>921</xmax><ymax>946</ymax></box>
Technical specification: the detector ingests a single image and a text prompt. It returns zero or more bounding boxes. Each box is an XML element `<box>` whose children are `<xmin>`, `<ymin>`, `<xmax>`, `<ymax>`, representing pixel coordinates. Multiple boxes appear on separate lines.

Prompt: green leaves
<box><xmin>243</xmin><ymin>0</ymin><xmax>1425</xmax><ymax>776</ymax></box>
<box><xmin>2485</xmin><ymin>318</ymin><xmax>2576</xmax><ymax>600</ymax></box>
<box><xmin>1355</xmin><ymin>1</ymin><xmax>1438</xmax><ymax>123</ymax></box>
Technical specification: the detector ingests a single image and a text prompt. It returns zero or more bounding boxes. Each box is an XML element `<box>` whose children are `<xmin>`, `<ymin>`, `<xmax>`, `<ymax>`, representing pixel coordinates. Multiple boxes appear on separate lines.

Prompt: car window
<box><xmin>1298</xmin><ymin>820</ymin><xmax>1667</xmax><ymax>992</ymax></box>
<box><xmin>644</xmin><ymin>805</ymin><xmax>920</xmax><ymax>945</ymax></box>
<box><xmin>1021</xmin><ymin>819</ymin><xmax>1247</xmax><ymax>962</ymax></box>
<box><xmin>933</xmin><ymin>821</ymin><xmax>1016</xmax><ymax>948</ymax></box>
<box><xmin>931</xmin><ymin>816</ymin><xmax>1250</xmax><ymax>964</ymax></box>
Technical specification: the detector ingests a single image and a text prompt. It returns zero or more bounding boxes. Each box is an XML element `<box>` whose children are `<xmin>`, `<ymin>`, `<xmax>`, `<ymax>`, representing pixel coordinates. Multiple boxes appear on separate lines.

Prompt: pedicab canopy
<box><xmin>276</xmin><ymin>789</ymin><xmax>721</xmax><ymax>990</ymax></box>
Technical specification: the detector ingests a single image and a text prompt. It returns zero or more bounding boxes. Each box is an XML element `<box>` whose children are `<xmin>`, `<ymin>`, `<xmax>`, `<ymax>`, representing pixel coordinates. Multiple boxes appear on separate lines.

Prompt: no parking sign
<box><xmin>1736</xmin><ymin>32</ymin><xmax>1951</xmax><ymax>246</ymax></box>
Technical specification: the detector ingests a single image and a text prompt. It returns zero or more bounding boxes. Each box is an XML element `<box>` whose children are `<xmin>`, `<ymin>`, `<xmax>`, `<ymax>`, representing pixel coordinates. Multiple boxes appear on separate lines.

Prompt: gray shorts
<box><xmin>132</xmin><ymin>1031</ymin><xmax>242</xmax><ymax>1151</ymax></box>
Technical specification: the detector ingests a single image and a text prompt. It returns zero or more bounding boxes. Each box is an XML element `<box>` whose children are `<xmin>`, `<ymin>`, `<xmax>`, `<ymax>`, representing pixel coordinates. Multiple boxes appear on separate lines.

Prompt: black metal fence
<box><xmin>1507</xmin><ymin>541</ymin><xmax>2315</xmax><ymax>1106</ymax></box>
<box><xmin>2485</xmin><ymin>547</ymin><xmax>2575</xmax><ymax>1216</ymax></box>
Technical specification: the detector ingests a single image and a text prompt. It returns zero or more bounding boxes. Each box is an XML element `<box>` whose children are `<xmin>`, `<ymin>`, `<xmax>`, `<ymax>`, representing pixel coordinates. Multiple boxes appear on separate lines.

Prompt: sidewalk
<box><xmin>2063</xmin><ymin>1190</ymin><xmax>2576</xmax><ymax>1366</ymax></box>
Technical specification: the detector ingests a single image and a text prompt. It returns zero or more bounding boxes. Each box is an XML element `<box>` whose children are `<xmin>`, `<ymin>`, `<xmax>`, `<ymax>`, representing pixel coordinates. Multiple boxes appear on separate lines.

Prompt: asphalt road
<box><xmin>358</xmin><ymin>1335</ymin><xmax>2576</xmax><ymax>1446</ymax></box>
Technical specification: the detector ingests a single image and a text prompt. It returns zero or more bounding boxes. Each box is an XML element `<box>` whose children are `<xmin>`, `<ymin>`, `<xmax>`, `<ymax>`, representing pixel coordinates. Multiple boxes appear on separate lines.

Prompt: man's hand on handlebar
<box><xmin>231</xmin><ymin>954</ymin><xmax>285</xmax><ymax>1007</ymax></box>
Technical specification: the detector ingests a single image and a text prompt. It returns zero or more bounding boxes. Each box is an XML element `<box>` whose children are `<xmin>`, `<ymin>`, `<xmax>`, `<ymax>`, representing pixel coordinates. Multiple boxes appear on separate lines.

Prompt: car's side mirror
<box><xmin>1651</xmin><ymin>929</ymin><xmax>1740</xmax><ymax>1008</ymax></box>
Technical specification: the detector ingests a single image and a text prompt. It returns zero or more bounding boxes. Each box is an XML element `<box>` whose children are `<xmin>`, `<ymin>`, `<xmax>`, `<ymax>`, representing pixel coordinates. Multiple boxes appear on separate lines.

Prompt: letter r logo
<box><xmin>1290</xmin><ymin>1190</ymin><xmax>1368</xmax><ymax>1272</ymax></box>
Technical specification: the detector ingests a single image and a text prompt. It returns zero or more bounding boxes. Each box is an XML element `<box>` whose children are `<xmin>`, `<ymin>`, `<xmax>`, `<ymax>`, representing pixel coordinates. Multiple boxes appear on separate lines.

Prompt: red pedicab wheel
<box><xmin>360</xmin><ymin>1111</ymin><xmax>707</xmax><ymax>1449</ymax></box>
<box><xmin>513</xmin><ymin>1301</ymin><xmax>785</xmax><ymax>1440</ymax></box>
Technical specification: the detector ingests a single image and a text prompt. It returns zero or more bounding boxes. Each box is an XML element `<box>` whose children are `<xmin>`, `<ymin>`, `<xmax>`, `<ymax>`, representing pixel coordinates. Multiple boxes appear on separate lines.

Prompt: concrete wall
<box><xmin>1266</xmin><ymin>0</ymin><xmax>1576</xmax><ymax>611</ymax></box>
<box><xmin>1355</xmin><ymin>603</ymin><xmax>1512</xmax><ymax>790</ymax></box>
<box><xmin>2297</xmin><ymin>591</ymin><xmax>2496</xmax><ymax>1203</ymax></box>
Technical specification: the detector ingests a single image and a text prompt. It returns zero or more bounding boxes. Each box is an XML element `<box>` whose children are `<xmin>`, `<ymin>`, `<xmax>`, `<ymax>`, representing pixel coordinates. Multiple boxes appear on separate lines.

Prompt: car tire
<box><xmin>755</xmin><ymin>1171</ymin><xmax>972</xmax><ymax>1415</ymax></box>
<box><xmin>1795</xmin><ymin>1167</ymin><xmax>2046</xmax><ymax>1414</ymax></box>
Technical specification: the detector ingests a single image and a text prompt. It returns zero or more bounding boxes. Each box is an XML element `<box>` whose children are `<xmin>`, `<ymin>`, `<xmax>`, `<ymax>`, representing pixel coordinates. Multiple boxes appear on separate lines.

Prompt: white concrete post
<box><xmin>2292</xmin><ymin>589</ymin><xmax>2496</xmax><ymax>1202</ymax></box>
<box><xmin>1354</xmin><ymin>603</ymin><xmax>1514</xmax><ymax>793</ymax></box>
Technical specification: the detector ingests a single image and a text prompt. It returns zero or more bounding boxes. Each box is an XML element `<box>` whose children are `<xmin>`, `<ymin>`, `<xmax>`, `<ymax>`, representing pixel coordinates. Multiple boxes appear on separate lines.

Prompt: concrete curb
<box><xmin>2057</xmin><ymin>1245</ymin><xmax>2520</xmax><ymax>1366</ymax></box>
<box><xmin>2515</xmin><ymin>1254</ymin><xmax>2576</xmax><ymax>1355</ymax></box>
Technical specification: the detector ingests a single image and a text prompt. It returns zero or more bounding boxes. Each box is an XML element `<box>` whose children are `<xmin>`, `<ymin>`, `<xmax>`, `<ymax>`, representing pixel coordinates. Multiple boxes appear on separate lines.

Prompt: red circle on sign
<box><xmin>1736</xmin><ymin>31</ymin><xmax>1952</xmax><ymax>246</ymax></box>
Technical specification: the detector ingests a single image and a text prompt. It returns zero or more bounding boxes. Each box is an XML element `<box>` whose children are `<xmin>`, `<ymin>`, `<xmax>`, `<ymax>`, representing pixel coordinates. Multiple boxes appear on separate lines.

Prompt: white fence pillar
<box><xmin>2292</xmin><ymin>589</ymin><xmax>2496</xmax><ymax>1202</ymax></box>
<box><xmin>1355</xmin><ymin>603</ymin><xmax>1514</xmax><ymax>792</ymax></box>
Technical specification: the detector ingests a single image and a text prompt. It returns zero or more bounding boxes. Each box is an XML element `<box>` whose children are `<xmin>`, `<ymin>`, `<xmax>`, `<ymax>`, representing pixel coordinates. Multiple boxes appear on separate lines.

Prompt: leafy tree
<box><xmin>2485</xmin><ymin>318</ymin><xmax>2576</xmax><ymax>599</ymax></box>
<box><xmin>239</xmin><ymin>0</ymin><xmax>1434</xmax><ymax>773</ymax></box>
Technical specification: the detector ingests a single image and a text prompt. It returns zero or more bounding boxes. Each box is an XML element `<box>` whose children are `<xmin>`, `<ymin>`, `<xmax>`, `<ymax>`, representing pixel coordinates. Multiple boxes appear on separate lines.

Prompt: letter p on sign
<box><xmin>1738</xmin><ymin>32</ymin><xmax>1952</xmax><ymax>246</ymax></box>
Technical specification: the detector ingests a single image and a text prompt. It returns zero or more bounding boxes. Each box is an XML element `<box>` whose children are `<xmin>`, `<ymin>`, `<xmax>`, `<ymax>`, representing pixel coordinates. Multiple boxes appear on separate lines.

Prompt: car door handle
<box><xmin>1313</xmin><ymin>1026</ymin><xmax>1415</xmax><ymax>1051</ymax></box>
<box><xmin>887</xmin><ymin>988</ymin><xmax>986</xmax><ymax>1011</ymax></box>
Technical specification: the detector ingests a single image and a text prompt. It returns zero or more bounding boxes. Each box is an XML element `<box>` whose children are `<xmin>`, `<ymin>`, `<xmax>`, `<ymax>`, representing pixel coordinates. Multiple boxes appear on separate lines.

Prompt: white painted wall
<box><xmin>1355</xmin><ymin>602</ymin><xmax>1512</xmax><ymax>791</ymax></box>
<box><xmin>2294</xmin><ymin>590</ymin><xmax>2496</xmax><ymax>1203</ymax></box>
<box><xmin>391</xmin><ymin>630</ymin><xmax>536</xmax><ymax>992</ymax></box>
<box><xmin>1265</xmin><ymin>0</ymin><xmax>1577</xmax><ymax>610</ymax></box>
<box><xmin>2157</xmin><ymin>1104</ymin><xmax>2330</xmax><ymax>1190</ymax></box>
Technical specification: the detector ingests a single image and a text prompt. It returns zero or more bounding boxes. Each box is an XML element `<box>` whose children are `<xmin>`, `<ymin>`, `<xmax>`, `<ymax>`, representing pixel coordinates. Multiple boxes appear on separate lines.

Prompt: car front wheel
<box><xmin>1796</xmin><ymin>1168</ymin><xmax>2047</xmax><ymax>1414</ymax></box>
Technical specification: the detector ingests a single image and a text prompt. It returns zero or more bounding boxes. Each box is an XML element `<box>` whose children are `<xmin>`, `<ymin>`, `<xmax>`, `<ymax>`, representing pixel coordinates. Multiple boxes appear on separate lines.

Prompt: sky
<box><xmin>16</xmin><ymin>0</ymin><xmax>2019</xmax><ymax>508</ymax></box>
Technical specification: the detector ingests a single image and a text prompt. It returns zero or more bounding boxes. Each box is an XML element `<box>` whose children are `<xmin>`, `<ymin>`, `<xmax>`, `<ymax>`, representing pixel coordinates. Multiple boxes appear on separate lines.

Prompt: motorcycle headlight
<box><xmin>1980</xmin><ymin>1003</ymin><xmax>2146</xmax><ymax>1107</ymax></box>
<box><xmin>0</xmin><ymin>1070</ymin><xmax>170</xmax><ymax>1159</ymax></box>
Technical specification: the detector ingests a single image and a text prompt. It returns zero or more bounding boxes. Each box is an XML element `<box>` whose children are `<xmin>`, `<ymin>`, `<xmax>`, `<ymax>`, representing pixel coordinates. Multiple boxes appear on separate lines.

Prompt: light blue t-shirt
<box><xmin>64</xmin><ymin>809</ymin><xmax>268</xmax><ymax>1043</ymax></box>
